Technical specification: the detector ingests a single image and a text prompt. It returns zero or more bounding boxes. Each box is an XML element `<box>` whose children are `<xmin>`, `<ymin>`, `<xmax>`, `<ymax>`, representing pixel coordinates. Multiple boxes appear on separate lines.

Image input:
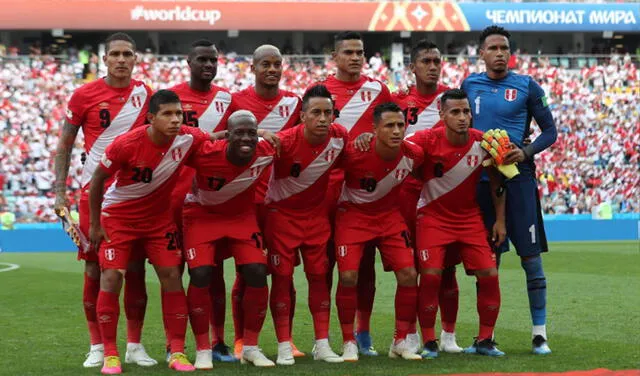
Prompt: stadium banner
<box><xmin>0</xmin><ymin>1</ymin><xmax>638</xmax><ymax>32</ymax></box>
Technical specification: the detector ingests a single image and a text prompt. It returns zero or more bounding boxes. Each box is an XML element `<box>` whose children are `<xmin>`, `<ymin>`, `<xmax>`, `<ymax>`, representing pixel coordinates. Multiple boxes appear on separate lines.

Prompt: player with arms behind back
<box><xmin>319</xmin><ymin>31</ymin><xmax>394</xmax><ymax>356</ymax></box>
<box><xmin>168</xmin><ymin>39</ymin><xmax>236</xmax><ymax>362</ymax></box>
<box><xmin>53</xmin><ymin>32</ymin><xmax>156</xmax><ymax>369</ymax></box>
<box><xmin>334</xmin><ymin>102</ymin><xmax>423</xmax><ymax>362</ymax></box>
<box><xmin>410</xmin><ymin>89</ymin><xmax>507</xmax><ymax>359</ymax></box>
<box><xmin>462</xmin><ymin>25</ymin><xmax>557</xmax><ymax>355</ymax></box>
<box><xmin>88</xmin><ymin>90</ymin><xmax>211</xmax><ymax>374</ymax></box>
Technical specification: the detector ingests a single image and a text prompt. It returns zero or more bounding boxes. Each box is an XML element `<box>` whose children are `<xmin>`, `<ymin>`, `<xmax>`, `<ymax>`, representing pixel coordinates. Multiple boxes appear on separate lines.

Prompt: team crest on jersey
<box><xmin>360</xmin><ymin>91</ymin><xmax>373</xmax><ymax>102</ymax></box>
<box><xmin>419</xmin><ymin>249</ymin><xmax>429</xmax><ymax>262</ymax></box>
<box><xmin>325</xmin><ymin>149</ymin><xmax>338</xmax><ymax>163</ymax></box>
<box><xmin>467</xmin><ymin>155</ymin><xmax>479</xmax><ymax>167</ymax></box>
<box><xmin>186</xmin><ymin>248</ymin><xmax>196</xmax><ymax>260</ymax></box>
<box><xmin>131</xmin><ymin>95</ymin><xmax>143</xmax><ymax>108</ymax></box>
<box><xmin>338</xmin><ymin>245</ymin><xmax>348</xmax><ymax>257</ymax></box>
<box><xmin>104</xmin><ymin>248</ymin><xmax>115</xmax><ymax>261</ymax></box>
<box><xmin>215</xmin><ymin>101</ymin><xmax>225</xmax><ymax>113</ymax></box>
<box><xmin>278</xmin><ymin>105</ymin><xmax>290</xmax><ymax>118</ymax></box>
<box><xmin>98</xmin><ymin>102</ymin><xmax>109</xmax><ymax>110</ymax></box>
<box><xmin>395</xmin><ymin>169</ymin><xmax>409</xmax><ymax>181</ymax></box>
<box><xmin>271</xmin><ymin>254</ymin><xmax>280</xmax><ymax>266</ymax></box>
<box><xmin>171</xmin><ymin>148</ymin><xmax>183</xmax><ymax>162</ymax></box>
<box><xmin>504</xmin><ymin>89</ymin><xmax>517</xmax><ymax>102</ymax></box>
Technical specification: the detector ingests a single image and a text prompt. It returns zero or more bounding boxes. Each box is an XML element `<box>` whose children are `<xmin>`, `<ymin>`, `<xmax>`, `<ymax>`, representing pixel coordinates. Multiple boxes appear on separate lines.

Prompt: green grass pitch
<box><xmin>1</xmin><ymin>241</ymin><xmax>639</xmax><ymax>375</ymax></box>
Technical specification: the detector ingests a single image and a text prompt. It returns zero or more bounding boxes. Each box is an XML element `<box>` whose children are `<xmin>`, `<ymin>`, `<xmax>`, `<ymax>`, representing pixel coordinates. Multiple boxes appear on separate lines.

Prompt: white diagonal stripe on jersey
<box><xmin>265</xmin><ymin>137</ymin><xmax>344</xmax><ymax>204</ymax></box>
<box><xmin>405</xmin><ymin>92</ymin><xmax>443</xmax><ymax>136</ymax></box>
<box><xmin>198</xmin><ymin>90</ymin><xmax>232</xmax><ymax>133</ymax></box>
<box><xmin>185</xmin><ymin>156</ymin><xmax>273</xmax><ymax>206</ymax></box>
<box><xmin>81</xmin><ymin>84</ymin><xmax>148</xmax><ymax>187</ymax></box>
<box><xmin>102</xmin><ymin>134</ymin><xmax>194</xmax><ymax>210</ymax></box>
<box><xmin>340</xmin><ymin>155</ymin><xmax>414</xmax><ymax>204</ymax></box>
<box><xmin>418</xmin><ymin>141</ymin><xmax>485</xmax><ymax>209</ymax></box>
<box><xmin>257</xmin><ymin>96</ymin><xmax>299</xmax><ymax>133</ymax></box>
<box><xmin>335</xmin><ymin>81</ymin><xmax>382</xmax><ymax>133</ymax></box>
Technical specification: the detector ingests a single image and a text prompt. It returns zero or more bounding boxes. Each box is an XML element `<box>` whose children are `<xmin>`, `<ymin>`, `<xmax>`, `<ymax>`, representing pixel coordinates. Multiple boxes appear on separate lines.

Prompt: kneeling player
<box><xmin>88</xmin><ymin>90</ymin><xmax>209</xmax><ymax>374</ymax></box>
<box><xmin>409</xmin><ymin>89</ymin><xmax>507</xmax><ymax>358</ymax></box>
<box><xmin>264</xmin><ymin>85</ymin><xmax>346</xmax><ymax>365</ymax></box>
<box><xmin>182</xmin><ymin>111</ymin><xmax>276</xmax><ymax>368</ymax></box>
<box><xmin>335</xmin><ymin>102</ymin><xmax>423</xmax><ymax>362</ymax></box>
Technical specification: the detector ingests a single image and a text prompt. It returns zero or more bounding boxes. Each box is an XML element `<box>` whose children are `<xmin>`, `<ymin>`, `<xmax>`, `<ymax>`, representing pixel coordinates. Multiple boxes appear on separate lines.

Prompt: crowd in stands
<box><xmin>0</xmin><ymin>52</ymin><xmax>637</xmax><ymax>223</ymax></box>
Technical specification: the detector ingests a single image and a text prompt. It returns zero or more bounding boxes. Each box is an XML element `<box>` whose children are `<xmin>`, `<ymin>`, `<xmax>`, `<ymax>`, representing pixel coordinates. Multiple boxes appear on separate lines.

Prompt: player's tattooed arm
<box><xmin>88</xmin><ymin>166</ymin><xmax>112</xmax><ymax>251</ymax></box>
<box><xmin>53</xmin><ymin>121</ymin><xmax>80</xmax><ymax>217</ymax></box>
<box><xmin>354</xmin><ymin>132</ymin><xmax>374</xmax><ymax>152</ymax></box>
<box><xmin>487</xmin><ymin>166</ymin><xmax>507</xmax><ymax>247</ymax></box>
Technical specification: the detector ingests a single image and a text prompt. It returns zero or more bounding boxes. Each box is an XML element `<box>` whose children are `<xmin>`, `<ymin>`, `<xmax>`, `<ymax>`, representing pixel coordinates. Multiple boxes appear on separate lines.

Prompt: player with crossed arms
<box><xmin>54</xmin><ymin>32</ymin><xmax>156</xmax><ymax>369</ymax></box>
<box><xmin>167</xmin><ymin>39</ymin><xmax>236</xmax><ymax>363</ymax></box>
<box><xmin>335</xmin><ymin>102</ymin><xmax>423</xmax><ymax>362</ymax></box>
<box><xmin>263</xmin><ymin>85</ymin><xmax>347</xmax><ymax>365</ymax></box>
<box><xmin>230</xmin><ymin>44</ymin><xmax>303</xmax><ymax>359</ymax></box>
<box><xmin>88</xmin><ymin>90</ymin><xmax>212</xmax><ymax>374</ymax></box>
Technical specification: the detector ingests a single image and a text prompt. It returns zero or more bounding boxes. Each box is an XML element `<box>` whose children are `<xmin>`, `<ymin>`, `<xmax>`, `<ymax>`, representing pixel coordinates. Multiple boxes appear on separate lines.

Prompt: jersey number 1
<box><xmin>529</xmin><ymin>224</ymin><xmax>536</xmax><ymax>244</ymax></box>
<box><xmin>474</xmin><ymin>97</ymin><xmax>481</xmax><ymax>115</ymax></box>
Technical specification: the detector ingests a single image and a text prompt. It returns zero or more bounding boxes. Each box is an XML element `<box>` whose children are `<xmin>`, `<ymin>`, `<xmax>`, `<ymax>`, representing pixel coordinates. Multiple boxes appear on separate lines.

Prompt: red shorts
<box><xmin>415</xmin><ymin>214</ymin><xmax>495</xmax><ymax>273</ymax></box>
<box><xmin>182</xmin><ymin>206</ymin><xmax>266</xmax><ymax>269</ymax></box>
<box><xmin>264</xmin><ymin>207</ymin><xmax>330</xmax><ymax>276</ymax></box>
<box><xmin>99</xmin><ymin>216</ymin><xmax>181</xmax><ymax>270</ymax></box>
<box><xmin>335</xmin><ymin>207</ymin><xmax>415</xmax><ymax>272</ymax></box>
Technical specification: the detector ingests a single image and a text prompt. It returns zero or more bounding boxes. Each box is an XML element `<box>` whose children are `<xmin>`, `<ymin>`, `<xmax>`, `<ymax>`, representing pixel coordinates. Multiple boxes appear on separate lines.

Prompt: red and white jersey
<box><xmin>100</xmin><ymin>125</ymin><xmax>209</xmax><ymax>220</ymax></box>
<box><xmin>168</xmin><ymin>82</ymin><xmax>232</xmax><ymax>134</ymax></box>
<box><xmin>409</xmin><ymin>127</ymin><xmax>489</xmax><ymax>225</ymax></box>
<box><xmin>168</xmin><ymin>82</ymin><xmax>233</xmax><ymax>206</ymax></box>
<box><xmin>320</xmin><ymin>75</ymin><xmax>393</xmax><ymax>139</ymax></box>
<box><xmin>231</xmin><ymin>86</ymin><xmax>302</xmax><ymax>203</ymax></box>
<box><xmin>392</xmin><ymin>84</ymin><xmax>449</xmax><ymax>137</ymax></box>
<box><xmin>339</xmin><ymin>139</ymin><xmax>424</xmax><ymax>214</ymax></box>
<box><xmin>66</xmin><ymin>78</ymin><xmax>152</xmax><ymax>188</ymax></box>
<box><xmin>265</xmin><ymin>123</ymin><xmax>349</xmax><ymax>211</ymax></box>
<box><xmin>184</xmin><ymin>140</ymin><xmax>275</xmax><ymax>215</ymax></box>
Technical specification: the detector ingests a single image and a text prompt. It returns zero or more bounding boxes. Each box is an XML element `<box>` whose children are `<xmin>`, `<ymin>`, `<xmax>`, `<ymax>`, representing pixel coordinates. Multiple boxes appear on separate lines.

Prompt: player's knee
<box><xmin>395</xmin><ymin>267</ymin><xmax>418</xmax><ymax>287</ymax></box>
<box><xmin>189</xmin><ymin>266</ymin><xmax>213</xmax><ymax>288</ymax></box>
<box><xmin>85</xmin><ymin>261</ymin><xmax>100</xmax><ymax>280</ymax></box>
<box><xmin>156</xmin><ymin>266</ymin><xmax>184</xmax><ymax>292</ymax></box>
<box><xmin>100</xmin><ymin>269</ymin><xmax>124</xmax><ymax>293</ymax></box>
<box><xmin>241</xmin><ymin>263</ymin><xmax>267</xmax><ymax>287</ymax></box>
<box><xmin>475</xmin><ymin>267</ymin><xmax>498</xmax><ymax>277</ymax></box>
<box><xmin>420</xmin><ymin>268</ymin><xmax>443</xmax><ymax>276</ymax></box>
<box><xmin>339</xmin><ymin>271</ymin><xmax>358</xmax><ymax>287</ymax></box>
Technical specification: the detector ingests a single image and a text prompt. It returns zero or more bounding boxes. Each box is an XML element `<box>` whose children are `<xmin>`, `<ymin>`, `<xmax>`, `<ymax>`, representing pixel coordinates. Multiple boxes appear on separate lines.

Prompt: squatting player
<box><xmin>335</xmin><ymin>102</ymin><xmax>423</xmax><ymax>362</ymax></box>
<box><xmin>88</xmin><ymin>90</ymin><xmax>211</xmax><ymax>374</ymax></box>
<box><xmin>264</xmin><ymin>85</ymin><xmax>346</xmax><ymax>365</ymax></box>
<box><xmin>409</xmin><ymin>89</ymin><xmax>507</xmax><ymax>358</ymax></box>
<box><xmin>462</xmin><ymin>25</ymin><xmax>557</xmax><ymax>355</ymax></box>
<box><xmin>53</xmin><ymin>32</ymin><xmax>156</xmax><ymax>368</ymax></box>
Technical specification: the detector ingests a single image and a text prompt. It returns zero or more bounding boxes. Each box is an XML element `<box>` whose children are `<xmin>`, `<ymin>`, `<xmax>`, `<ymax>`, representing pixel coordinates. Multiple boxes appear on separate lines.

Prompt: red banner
<box><xmin>0</xmin><ymin>0</ymin><xmax>470</xmax><ymax>31</ymax></box>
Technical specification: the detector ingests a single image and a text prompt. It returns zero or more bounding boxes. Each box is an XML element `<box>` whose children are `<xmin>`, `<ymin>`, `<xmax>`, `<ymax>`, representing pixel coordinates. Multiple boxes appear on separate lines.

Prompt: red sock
<box><xmin>439</xmin><ymin>268</ymin><xmax>459</xmax><ymax>333</ymax></box>
<box><xmin>395</xmin><ymin>285</ymin><xmax>417</xmax><ymax>341</ymax></box>
<box><xmin>336</xmin><ymin>283</ymin><xmax>357</xmax><ymax>342</ymax></box>
<box><xmin>476</xmin><ymin>275</ymin><xmax>500</xmax><ymax>341</ymax></box>
<box><xmin>356</xmin><ymin>246</ymin><xmax>376</xmax><ymax>334</ymax></box>
<box><xmin>418</xmin><ymin>273</ymin><xmax>441</xmax><ymax>342</ymax></box>
<box><xmin>307</xmin><ymin>273</ymin><xmax>331</xmax><ymax>340</ymax></box>
<box><xmin>83</xmin><ymin>274</ymin><xmax>102</xmax><ymax>345</ymax></box>
<box><xmin>209</xmin><ymin>267</ymin><xmax>226</xmax><ymax>346</ymax></box>
<box><xmin>231</xmin><ymin>273</ymin><xmax>245</xmax><ymax>342</ymax></box>
<box><xmin>97</xmin><ymin>290</ymin><xmax>120</xmax><ymax>357</ymax></box>
<box><xmin>270</xmin><ymin>274</ymin><xmax>292</xmax><ymax>342</ymax></box>
<box><xmin>242</xmin><ymin>286</ymin><xmax>268</xmax><ymax>346</ymax></box>
<box><xmin>162</xmin><ymin>290</ymin><xmax>189</xmax><ymax>354</ymax></box>
<box><xmin>289</xmin><ymin>282</ymin><xmax>296</xmax><ymax>340</ymax></box>
<box><xmin>187</xmin><ymin>284</ymin><xmax>211</xmax><ymax>351</ymax></box>
<box><xmin>124</xmin><ymin>270</ymin><xmax>147</xmax><ymax>344</ymax></box>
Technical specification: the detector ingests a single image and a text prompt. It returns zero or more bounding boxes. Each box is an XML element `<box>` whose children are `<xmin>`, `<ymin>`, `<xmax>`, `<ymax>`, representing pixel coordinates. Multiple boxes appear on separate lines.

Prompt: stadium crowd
<box><xmin>0</xmin><ymin>52</ymin><xmax>638</xmax><ymax>222</ymax></box>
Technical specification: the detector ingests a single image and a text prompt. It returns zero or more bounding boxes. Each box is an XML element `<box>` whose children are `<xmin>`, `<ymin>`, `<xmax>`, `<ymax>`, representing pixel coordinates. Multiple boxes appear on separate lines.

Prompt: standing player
<box><xmin>410</xmin><ymin>89</ymin><xmax>506</xmax><ymax>358</ymax></box>
<box><xmin>334</xmin><ymin>102</ymin><xmax>422</xmax><ymax>362</ymax></box>
<box><xmin>182</xmin><ymin>111</ymin><xmax>276</xmax><ymax>368</ymax></box>
<box><xmin>462</xmin><ymin>25</ymin><xmax>557</xmax><ymax>355</ymax></box>
<box><xmin>319</xmin><ymin>31</ymin><xmax>393</xmax><ymax>356</ymax></box>
<box><xmin>168</xmin><ymin>39</ymin><xmax>235</xmax><ymax>362</ymax></box>
<box><xmin>230</xmin><ymin>44</ymin><xmax>303</xmax><ymax>359</ymax></box>
<box><xmin>53</xmin><ymin>32</ymin><xmax>156</xmax><ymax>368</ymax></box>
<box><xmin>88</xmin><ymin>90</ymin><xmax>209</xmax><ymax>374</ymax></box>
<box><xmin>393</xmin><ymin>39</ymin><xmax>462</xmax><ymax>354</ymax></box>
<box><xmin>264</xmin><ymin>85</ymin><xmax>346</xmax><ymax>365</ymax></box>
